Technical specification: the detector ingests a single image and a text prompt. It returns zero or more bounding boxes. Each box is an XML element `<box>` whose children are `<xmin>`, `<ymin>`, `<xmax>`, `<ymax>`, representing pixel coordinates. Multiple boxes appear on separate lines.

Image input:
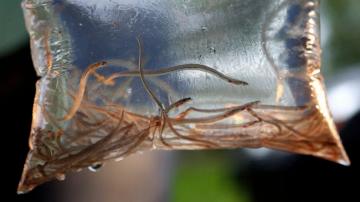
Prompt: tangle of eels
<box><xmin>62</xmin><ymin>46</ymin><xmax>247</xmax><ymax>122</ymax></box>
<box><xmin>136</xmin><ymin>37</ymin><xmax>225</xmax><ymax>148</ymax></box>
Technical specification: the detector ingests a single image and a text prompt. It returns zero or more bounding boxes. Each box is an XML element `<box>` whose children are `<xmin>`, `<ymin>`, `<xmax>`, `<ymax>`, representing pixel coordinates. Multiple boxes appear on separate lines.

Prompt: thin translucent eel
<box><xmin>61</xmin><ymin>61</ymin><xmax>108</xmax><ymax>121</ymax></box>
<box><xmin>75</xmin><ymin>124</ymin><xmax>135</xmax><ymax>167</ymax></box>
<box><xmin>137</xmin><ymin>38</ymin><xmax>214</xmax><ymax>147</ymax></box>
<box><xmin>66</xmin><ymin>90</ymin><xmax>126</xmax><ymax>121</ymax></box>
<box><xmin>63</xmin><ymin>57</ymin><xmax>246</xmax><ymax>124</ymax></box>
<box><xmin>95</xmin><ymin>128</ymin><xmax>152</xmax><ymax>162</ymax></box>
<box><xmin>69</xmin><ymin>118</ymin><xmax>112</xmax><ymax>146</ymax></box>
<box><xmin>173</xmin><ymin>101</ymin><xmax>260</xmax><ymax>124</ymax></box>
<box><xmin>195</xmin><ymin>120</ymin><xmax>261</xmax><ymax>130</ymax></box>
<box><xmin>148</xmin><ymin>77</ymin><xmax>181</xmax><ymax>102</ymax></box>
<box><xmin>25</xmin><ymin>122</ymin><xmax>123</xmax><ymax>187</ymax></box>
<box><xmin>261</xmin><ymin>0</ymin><xmax>288</xmax><ymax>102</ymax></box>
<box><xmin>78</xmin><ymin>100</ymin><xmax>146</xmax><ymax>132</ymax></box>
<box><xmin>93</xmin><ymin>61</ymin><xmax>181</xmax><ymax>104</ymax></box>
<box><xmin>51</xmin><ymin>113</ymin><xmax>126</xmax><ymax>167</ymax></box>
<box><xmin>175</xmin><ymin>102</ymin><xmax>314</xmax><ymax>140</ymax></box>
<box><xmin>87</xmin><ymin>59</ymin><xmax>178</xmax><ymax>110</ymax></box>
<box><xmin>136</xmin><ymin>37</ymin><xmax>219</xmax><ymax>148</ymax></box>
<box><xmin>108</xmin><ymin>58</ymin><xmax>182</xmax><ymax>101</ymax></box>
<box><xmin>41</xmin><ymin>106</ymin><xmax>116</xmax><ymax>159</ymax></box>
<box><xmin>25</xmin><ymin>121</ymin><xmax>131</xmax><ymax>188</ymax></box>
<box><xmin>176</xmin><ymin>101</ymin><xmax>260</xmax><ymax>119</ymax></box>
<box><xmin>105</xmin><ymin>63</ymin><xmax>248</xmax><ymax>85</ymax></box>
<box><xmin>247</xmin><ymin>107</ymin><xmax>314</xmax><ymax>140</ymax></box>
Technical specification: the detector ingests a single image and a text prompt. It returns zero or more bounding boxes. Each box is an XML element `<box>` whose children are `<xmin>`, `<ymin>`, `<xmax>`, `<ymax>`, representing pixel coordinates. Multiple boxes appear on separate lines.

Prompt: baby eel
<box><xmin>104</xmin><ymin>64</ymin><xmax>248</xmax><ymax>85</ymax></box>
<box><xmin>136</xmin><ymin>37</ymin><xmax>220</xmax><ymax>148</ymax></box>
<box><xmin>60</xmin><ymin>61</ymin><xmax>108</xmax><ymax>121</ymax></box>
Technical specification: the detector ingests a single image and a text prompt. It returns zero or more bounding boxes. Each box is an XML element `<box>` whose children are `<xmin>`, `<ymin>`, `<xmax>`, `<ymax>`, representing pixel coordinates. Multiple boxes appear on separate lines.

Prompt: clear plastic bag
<box><xmin>18</xmin><ymin>0</ymin><xmax>349</xmax><ymax>193</ymax></box>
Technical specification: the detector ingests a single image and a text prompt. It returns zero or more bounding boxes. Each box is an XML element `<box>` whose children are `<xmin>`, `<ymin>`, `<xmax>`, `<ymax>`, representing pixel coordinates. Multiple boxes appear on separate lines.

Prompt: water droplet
<box><xmin>201</xmin><ymin>26</ymin><xmax>208</xmax><ymax>32</ymax></box>
<box><xmin>209</xmin><ymin>47</ymin><xmax>216</xmax><ymax>54</ymax></box>
<box><xmin>115</xmin><ymin>157</ymin><xmax>124</xmax><ymax>162</ymax></box>
<box><xmin>55</xmin><ymin>173</ymin><xmax>65</xmax><ymax>181</ymax></box>
<box><xmin>127</xmin><ymin>88</ymin><xmax>132</xmax><ymax>94</ymax></box>
<box><xmin>88</xmin><ymin>163</ymin><xmax>103</xmax><ymax>172</ymax></box>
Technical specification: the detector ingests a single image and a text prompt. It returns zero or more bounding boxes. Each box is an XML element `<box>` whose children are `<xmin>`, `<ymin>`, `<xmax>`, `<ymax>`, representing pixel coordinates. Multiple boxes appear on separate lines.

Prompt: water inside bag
<box><xmin>18</xmin><ymin>0</ymin><xmax>349</xmax><ymax>193</ymax></box>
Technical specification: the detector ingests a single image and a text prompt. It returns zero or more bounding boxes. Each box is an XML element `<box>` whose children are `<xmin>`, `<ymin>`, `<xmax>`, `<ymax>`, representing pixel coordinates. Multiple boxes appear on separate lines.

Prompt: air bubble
<box><xmin>88</xmin><ymin>163</ymin><xmax>103</xmax><ymax>172</ymax></box>
<box><xmin>55</xmin><ymin>174</ymin><xmax>65</xmax><ymax>181</ymax></box>
<box><xmin>115</xmin><ymin>157</ymin><xmax>124</xmax><ymax>162</ymax></box>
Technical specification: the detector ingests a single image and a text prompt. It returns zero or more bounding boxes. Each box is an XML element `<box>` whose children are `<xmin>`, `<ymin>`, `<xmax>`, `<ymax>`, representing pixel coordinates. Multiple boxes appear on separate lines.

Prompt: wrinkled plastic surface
<box><xmin>18</xmin><ymin>0</ymin><xmax>349</xmax><ymax>193</ymax></box>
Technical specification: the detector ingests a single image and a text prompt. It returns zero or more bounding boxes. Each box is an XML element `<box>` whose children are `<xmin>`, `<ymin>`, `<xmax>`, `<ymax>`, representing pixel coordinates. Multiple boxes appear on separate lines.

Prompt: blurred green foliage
<box><xmin>172</xmin><ymin>151</ymin><xmax>250</xmax><ymax>202</ymax></box>
<box><xmin>0</xmin><ymin>0</ymin><xmax>27</xmax><ymax>56</ymax></box>
<box><xmin>324</xmin><ymin>0</ymin><xmax>360</xmax><ymax>71</ymax></box>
